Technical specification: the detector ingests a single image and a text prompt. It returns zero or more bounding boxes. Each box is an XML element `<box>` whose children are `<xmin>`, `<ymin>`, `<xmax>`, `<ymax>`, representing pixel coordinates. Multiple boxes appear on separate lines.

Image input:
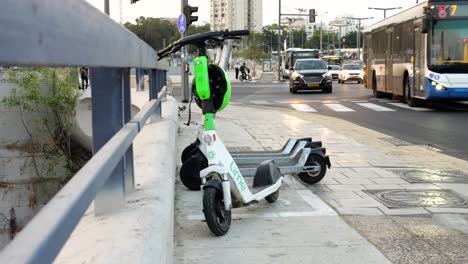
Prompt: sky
<box><xmin>86</xmin><ymin>0</ymin><xmax>420</xmax><ymax>27</ymax></box>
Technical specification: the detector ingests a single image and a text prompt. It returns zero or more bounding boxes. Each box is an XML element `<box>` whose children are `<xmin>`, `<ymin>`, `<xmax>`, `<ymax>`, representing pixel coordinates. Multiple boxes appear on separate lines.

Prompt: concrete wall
<box><xmin>0</xmin><ymin>71</ymin><xmax>67</xmax><ymax>250</ymax></box>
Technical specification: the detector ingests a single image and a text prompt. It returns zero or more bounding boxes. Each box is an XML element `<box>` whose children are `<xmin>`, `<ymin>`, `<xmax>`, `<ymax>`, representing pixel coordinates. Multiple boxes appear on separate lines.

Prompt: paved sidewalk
<box><xmin>174</xmin><ymin>102</ymin><xmax>468</xmax><ymax>263</ymax></box>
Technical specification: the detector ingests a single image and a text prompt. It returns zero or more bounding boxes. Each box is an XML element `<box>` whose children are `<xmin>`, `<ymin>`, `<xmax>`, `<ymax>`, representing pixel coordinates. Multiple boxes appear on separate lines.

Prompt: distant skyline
<box><xmin>86</xmin><ymin>0</ymin><xmax>421</xmax><ymax>28</ymax></box>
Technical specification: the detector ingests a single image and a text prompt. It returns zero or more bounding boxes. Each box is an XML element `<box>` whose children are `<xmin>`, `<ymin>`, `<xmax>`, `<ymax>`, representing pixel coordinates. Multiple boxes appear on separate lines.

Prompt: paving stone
<box><xmin>398</xmin><ymin>183</ymin><xmax>442</xmax><ymax>190</ymax></box>
<box><xmin>337</xmin><ymin>207</ymin><xmax>384</xmax><ymax>216</ymax></box>
<box><xmin>342</xmin><ymin>171</ymin><xmax>382</xmax><ymax>179</ymax></box>
<box><xmin>335</xmin><ymin>198</ymin><xmax>383</xmax><ymax>208</ymax></box>
<box><xmin>371</xmin><ymin>178</ymin><xmax>409</xmax><ymax>184</ymax></box>
<box><xmin>363</xmin><ymin>184</ymin><xmax>405</xmax><ymax>190</ymax></box>
<box><xmin>425</xmin><ymin>208</ymin><xmax>468</xmax><ymax>214</ymax></box>
<box><xmin>327</xmin><ymin>184</ymin><xmax>366</xmax><ymax>191</ymax></box>
<box><xmin>334</xmin><ymin>178</ymin><xmax>376</xmax><ymax>185</ymax></box>
<box><xmin>378</xmin><ymin>207</ymin><xmax>431</xmax><ymax>216</ymax></box>
<box><xmin>316</xmin><ymin>190</ymin><xmax>363</xmax><ymax>200</ymax></box>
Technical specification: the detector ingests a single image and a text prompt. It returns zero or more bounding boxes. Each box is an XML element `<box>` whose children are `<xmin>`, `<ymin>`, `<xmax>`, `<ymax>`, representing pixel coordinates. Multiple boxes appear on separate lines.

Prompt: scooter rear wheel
<box><xmin>203</xmin><ymin>186</ymin><xmax>231</xmax><ymax>236</ymax></box>
<box><xmin>297</xmin><ymin>154</ymin><xmax>327</xmax><ymax>184</ymax></box>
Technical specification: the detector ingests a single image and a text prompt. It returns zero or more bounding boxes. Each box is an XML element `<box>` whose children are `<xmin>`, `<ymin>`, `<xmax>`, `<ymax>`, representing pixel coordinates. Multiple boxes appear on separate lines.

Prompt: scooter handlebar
<box><xmin>157</xmin><ymin>29</ymin><xmax>251</xmax><ymax>60</ymax></box>
<box><xmin>227</xmin><ymin>30</ymin><xmax>250</xmax><ymax>37</ymax></box>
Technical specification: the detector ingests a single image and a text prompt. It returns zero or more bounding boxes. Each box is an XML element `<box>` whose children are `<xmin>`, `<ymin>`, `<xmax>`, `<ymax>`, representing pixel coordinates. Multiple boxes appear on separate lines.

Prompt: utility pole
<box><xmin>181</xmin><ymin>0</ymin><xmax>189</xmax><ymax>102</ymax></box>
<box><xmin>343</xmin><ymin>17</ymin><xmax>373</xmax><ymax>60</ymax></box>
<box><xmin>319</xmin><ymin>12</ymin><xmax>328</xmax><ymax>52</ymax></box>
<box><xmin>277</xmin><ymin>0</ymin><xmax>281</xmax><ymax>81</ymax></box>
<box><xmin>105</xmin><ymin>0</ymin><xmax>109</xmax><ymax>15</ymax></box>
<box><xmin>331</xmin><ymin>23</ymin><xmax>347</xmax><ymax>53</ymax></box>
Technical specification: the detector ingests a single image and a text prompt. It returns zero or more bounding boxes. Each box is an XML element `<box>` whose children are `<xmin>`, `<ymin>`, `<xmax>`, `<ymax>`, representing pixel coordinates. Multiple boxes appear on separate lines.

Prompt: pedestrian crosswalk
<box><xmin>233</xmin><ymin>99</ymin><xmax>443</xmax><ymax>114</ymax></box>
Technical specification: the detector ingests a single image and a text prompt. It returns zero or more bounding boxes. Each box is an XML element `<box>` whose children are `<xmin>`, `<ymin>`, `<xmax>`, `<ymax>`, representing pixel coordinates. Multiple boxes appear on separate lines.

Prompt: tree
<box><xmin>342</xmin><ymin>31</ymin><xmax>363</xmax><ymax>48</ymax></box>
<box><xmin>234</xmin><ymin>32</ymin><xmax>269</xmax><ymax>69</ymax></box>
<box><xmin>124</xmin><ymin>17</ymin><xmax>210</xmax><ymax>51</ymax></box>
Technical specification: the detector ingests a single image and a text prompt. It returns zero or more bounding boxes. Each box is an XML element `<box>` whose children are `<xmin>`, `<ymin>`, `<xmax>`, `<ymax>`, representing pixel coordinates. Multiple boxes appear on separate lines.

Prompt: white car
<box><xmin>327</xmin><ymin>65</ymin><xmax>341</xmax><ymax>80</ymax></box>
<box><xmin>338</xmin><ymin>64</ymin><xmax>364</xmax><ymax>84</ymax></box>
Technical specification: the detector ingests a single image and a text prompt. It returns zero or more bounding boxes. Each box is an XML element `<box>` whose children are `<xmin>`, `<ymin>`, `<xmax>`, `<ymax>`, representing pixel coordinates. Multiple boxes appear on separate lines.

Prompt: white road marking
<box><xmin>376</xmin><ymin>98</ymin><xmax>394</xmax><ymax>103</ymax></box>
<box><xmin>324</xmin><ymin>103</ymin><xmax>355</xmax><ymax>112</ymax></box>
<box><xmin>458</xmin><ymin>101</ymin><xmax>468</xmax><ymax>105</ymax></box>
<box><xmin>356</xmin><ymin>103</ymin><xmax>396</xmax><ymax>112</ymax></box>
<box><xmin>186</xmin><ymin>211</ymin><xmax>336</xmax><ymax>221</ymax></box>
<box><xmin>350</xmin><ymin>100</ymin><xmax>369</xmax><ymax>103</ymax></box>
<box><xmin>387</xmin><ymin>102</ymin><xmax>433</xmax><ymax>111</ymax></box>
<box><xmin>284</xmin><ymin>175</ymin><xmax>337</xmax><ymax>216</ymax></box>
<box><xmin>250</xmin><ymin>100</ymin><xmax>270</xmax><ymax>105</ymax></box>
<box><xmin>290</xmin><ymin>104</ymin><xmax>317</xmax><ymax>112</ymax></box>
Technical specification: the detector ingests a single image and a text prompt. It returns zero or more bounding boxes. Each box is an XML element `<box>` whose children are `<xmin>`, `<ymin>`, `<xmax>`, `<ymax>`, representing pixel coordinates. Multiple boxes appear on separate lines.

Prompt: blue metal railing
<box><xmin>0</xmin><ymin>1</ymin><xmax>169</xmax><ymax>263</ymax></box>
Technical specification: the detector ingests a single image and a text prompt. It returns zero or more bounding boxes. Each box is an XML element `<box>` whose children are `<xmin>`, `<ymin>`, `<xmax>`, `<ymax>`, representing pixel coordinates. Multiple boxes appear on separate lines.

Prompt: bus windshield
<box><xmin>290</xmin><ymin>50</ymin><xmax>319</xmax><ymax>67</ymax></box>
<box><xmin>429</xmin><ymin>20</ymin><xmax>468</xmax><ymax>71</ymax></box>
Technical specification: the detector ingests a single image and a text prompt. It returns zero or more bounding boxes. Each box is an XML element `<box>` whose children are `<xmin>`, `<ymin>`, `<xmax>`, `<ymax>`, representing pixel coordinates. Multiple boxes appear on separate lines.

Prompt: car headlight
<box><xmin>322</xmin><ymin>72</ymin><xmax>332</xmax><ymax>79</ymax></box>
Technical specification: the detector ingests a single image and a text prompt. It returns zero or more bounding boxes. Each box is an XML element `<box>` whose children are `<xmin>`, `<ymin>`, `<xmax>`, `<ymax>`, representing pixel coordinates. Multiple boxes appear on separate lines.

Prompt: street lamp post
<box><xmin>331</xmin><ymin>24</ymin><xmax>348</xmax><ymax>53</ymax></box>
<box><xmin>320</xmin><ymin>12</ymin><xmax>328</xmax><ymax>52</ymax></box>
<box><xmin>277</xmin><ymin>0</ymin><xmax>281</xmax><ymax>81</ymax></box>
<box><xmin>343</xmin><ymin>17</ymin><xmax>373</xmax><ymax>60</ymax></box>
<box><xmin>368</xmin><ymin>7</ymin><xmax>402</xmax><ymax>19</ymax></box>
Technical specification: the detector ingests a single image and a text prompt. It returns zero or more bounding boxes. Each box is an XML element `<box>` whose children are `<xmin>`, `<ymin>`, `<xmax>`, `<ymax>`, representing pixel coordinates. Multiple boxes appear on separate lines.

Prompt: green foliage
<box><xmin>124</xmin><ymin>17</ymin><xmax>211</xmax><ymax>51</ymax></box>
<box><xmin>2</xmin><ymin>68</ymin><xmax>86</xmax><ymax>179</ymax></box>
<box><xmin>235</xmin><ymin>32</ymin><xmax>269</xmax><ymax>64</ymax></box>
<box><xmin>341</xmin><ymin>31</ymin><xmax>363</xmax><ymax>48</ymax></box>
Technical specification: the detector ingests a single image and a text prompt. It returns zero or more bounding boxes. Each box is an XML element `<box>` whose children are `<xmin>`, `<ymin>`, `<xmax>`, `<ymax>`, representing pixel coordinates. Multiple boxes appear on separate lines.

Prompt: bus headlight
<box><xmin>431</xmin><ymin>81</ymin><xmax>446</xmax><ymax>91</ymax></box>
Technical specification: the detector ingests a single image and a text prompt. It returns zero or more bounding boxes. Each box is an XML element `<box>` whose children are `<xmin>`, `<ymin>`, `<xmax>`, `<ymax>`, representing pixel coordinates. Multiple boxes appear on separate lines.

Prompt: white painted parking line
<box><xmin>284</xmin><ymin>175</ymin><xmax>337</xmax><ymax>216</ymax></box>
<box><xmin>324</xmin><ymin>103</ymin><xmax>355</xmax><ymax>112</ymax></box>
<box><xmin>290</xmin><ymin>104</ymin><xmax>317</xmax><ymax>112</ymax></box>
<box><xmin>458</xmin><ymin>101</ymin><xmax>468</xmax><ymax>105</ymax></box>
<box><xmin>357</xmin><ymin>103</ymin><xmax>396</xmax><ymax>112</ymax></box>
<box><xmin>387</xmin><ymin>102</ymin><xmax>433</xmax><ymax>111</ymax></box>
<box><xmin>250</xmin><ymin>100</ymin><xmax>270</xmax><ymax>105</ymax></box>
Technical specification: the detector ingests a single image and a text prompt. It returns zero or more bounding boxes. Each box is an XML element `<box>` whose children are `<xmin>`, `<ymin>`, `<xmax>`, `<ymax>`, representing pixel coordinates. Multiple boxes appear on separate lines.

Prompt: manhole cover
<box><xmin>364</xmin><ymin>189</ymin><xmax>468</xmax><ymax>208</ymax></box>
<box><xmin>394</xmin><ymin>169</ymin><xmax>468</xmax><ymax>183</ymax></box>
<box><xmin>378</xmin><ymin>137</ymin><xmax>412</xmax><ymax>146</ymax></box>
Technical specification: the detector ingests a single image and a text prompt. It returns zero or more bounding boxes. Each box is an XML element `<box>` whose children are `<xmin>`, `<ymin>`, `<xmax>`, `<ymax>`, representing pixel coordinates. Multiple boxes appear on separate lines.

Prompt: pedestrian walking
<box><xmin>234</xmin><ymin>63</ymin><xmax>240</xmax><ymax>79</ymax></box>
<box><xmin>80</xmin><ymin>67</ymin><xmax>88</xmax><ymax>90</ymax></box>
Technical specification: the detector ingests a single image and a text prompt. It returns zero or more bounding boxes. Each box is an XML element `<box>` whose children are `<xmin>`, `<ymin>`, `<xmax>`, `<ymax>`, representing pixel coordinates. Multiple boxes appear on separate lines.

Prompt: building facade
<box><xmin>210</xmin><ymin>0</ymin><xmax>262</xmax><ymax>32</ymax></box>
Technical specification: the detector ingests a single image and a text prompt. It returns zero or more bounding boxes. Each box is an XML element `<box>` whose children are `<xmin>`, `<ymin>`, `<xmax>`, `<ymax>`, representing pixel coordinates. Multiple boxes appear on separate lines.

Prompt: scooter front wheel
<box><xmin>181</xmin><ymin>142</ymin><xmax>199</xmax><ymax>163</ymax></box>
<box><xmin>203</xmin><ymin>186</ymin><xmax>231</xmax><ymax>236</ymax></box>
<box><xmin>265</xmin><ymin>189</ymin><xmax>279</xmax><ymax>203</ymax></box>
<box><xmin>297</xmin><ymin>154</ymin><xmax>327</xmax><ymax>184</ymax></box>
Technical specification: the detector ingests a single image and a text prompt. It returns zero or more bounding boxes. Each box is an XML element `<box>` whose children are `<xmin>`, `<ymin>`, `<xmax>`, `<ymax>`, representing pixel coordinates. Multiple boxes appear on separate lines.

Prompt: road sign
<box><xmin>178</xmin><ymin>13</ymin><xmax>186</xmax><ymax>33</ymax></box>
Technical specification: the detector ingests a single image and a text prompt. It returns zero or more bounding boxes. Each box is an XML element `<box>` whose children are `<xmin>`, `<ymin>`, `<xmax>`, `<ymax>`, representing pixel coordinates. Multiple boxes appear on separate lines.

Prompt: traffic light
<box><xmin>130</xmin><ymin>0</ymin><xmax>139</xmax><ymax>4</ymax></box>
<box><xmin>184</xmin><ymin>4</ymin><xmax>198</xmax><ymax>28</ymax></box>
<box><xmin>309</xmin><ymin>9</ymin><xmax>316</xmax><ymax>23</ymax></box>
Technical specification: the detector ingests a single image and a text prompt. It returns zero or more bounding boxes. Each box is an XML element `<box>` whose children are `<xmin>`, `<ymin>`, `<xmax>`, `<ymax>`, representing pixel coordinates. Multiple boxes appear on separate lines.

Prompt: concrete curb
<box><xmin>55</xmin><ymin>96</ymin><xmax>179</xmax><ymax>264</ymax></box>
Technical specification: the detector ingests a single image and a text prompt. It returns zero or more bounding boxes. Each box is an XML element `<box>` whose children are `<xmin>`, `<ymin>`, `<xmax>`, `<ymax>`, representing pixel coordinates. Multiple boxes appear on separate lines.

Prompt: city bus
<box><xmin>282</xmin><ymin>48</ymin><xmax>319</xmax><ymax>79</ymax></box>
<box><xmin>363</xmin><ymin>0</ymin><xmax>468</xmax><ymax>106</ymax></box>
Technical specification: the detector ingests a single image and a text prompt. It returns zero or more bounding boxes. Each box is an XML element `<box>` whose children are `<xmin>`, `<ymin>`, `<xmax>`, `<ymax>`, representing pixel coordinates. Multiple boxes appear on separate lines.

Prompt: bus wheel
<box><xmin>372</xmin><ymin>75</ymin><xmax>384</xmax><ymax>98</ymax></box>
<box><xmin>405</xmin><ymin>77</ymin><xmax>418</xmax><ymax>107</ymax></box>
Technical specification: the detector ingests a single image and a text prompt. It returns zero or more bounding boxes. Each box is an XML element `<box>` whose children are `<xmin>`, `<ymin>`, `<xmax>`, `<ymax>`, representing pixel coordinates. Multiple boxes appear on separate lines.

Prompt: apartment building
<box><xmin>210</xmin><ymin>0</ymin><xmax>262</xmax><ymax>32</ymax></box>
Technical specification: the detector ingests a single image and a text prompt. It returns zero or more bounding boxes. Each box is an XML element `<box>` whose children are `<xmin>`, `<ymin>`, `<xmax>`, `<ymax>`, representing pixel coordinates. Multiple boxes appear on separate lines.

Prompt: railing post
<box><xmin>136</xmin><ymin>68</ymin><xmax>145</xmax><ymax>91</ymax></box>
<box><xmin>149</xmin><ymin>69</ymin><xmax>162</xmax><ymax>120</ymax></box>
<box><xmin>90</xmin><ymin>67</ymin><xmax>126</xmax><ymax>215</ymax></box>
<box><xmin>122</xmin><ymin>68</ymin><xmax>135</xmax><ymax>193</ymax></box>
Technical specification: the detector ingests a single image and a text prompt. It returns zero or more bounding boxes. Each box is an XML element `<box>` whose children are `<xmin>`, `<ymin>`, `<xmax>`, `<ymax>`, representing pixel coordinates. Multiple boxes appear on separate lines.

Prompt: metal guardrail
<box><xmin>0</xmin><ymin>1</ymin><xmax>170</xmax><ymax>263</ymax></box>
